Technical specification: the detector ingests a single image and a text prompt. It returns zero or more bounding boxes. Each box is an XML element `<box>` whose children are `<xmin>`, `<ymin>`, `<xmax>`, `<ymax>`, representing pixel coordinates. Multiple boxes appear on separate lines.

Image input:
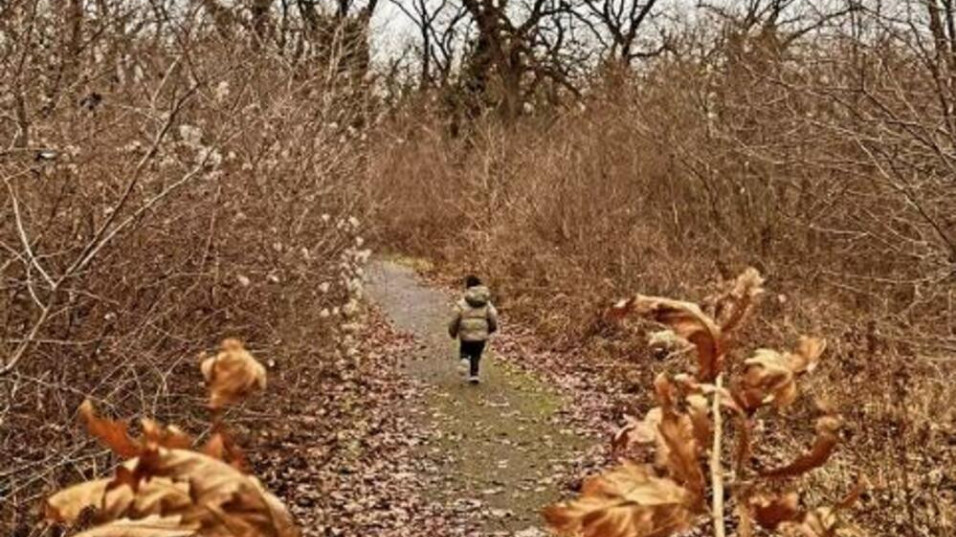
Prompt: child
<box><xmin>447</xmin><ymin>275</ymin><xmax>498</xmax><ymax>384</ymax></box>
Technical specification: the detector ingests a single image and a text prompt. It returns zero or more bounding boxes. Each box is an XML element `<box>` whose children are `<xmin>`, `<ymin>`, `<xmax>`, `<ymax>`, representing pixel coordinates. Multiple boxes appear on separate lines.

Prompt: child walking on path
<box><xmin>447</xmin><ymin>275</ymin><xmax>498</xmax><ymax>384</ymax></box>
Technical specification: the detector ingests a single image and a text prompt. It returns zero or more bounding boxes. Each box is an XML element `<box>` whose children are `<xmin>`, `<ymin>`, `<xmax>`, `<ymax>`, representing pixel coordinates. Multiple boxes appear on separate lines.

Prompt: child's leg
<box><xmin>469</xmin><ymin>341</ymin><xmax>486</xmax><ymax>377</ymax></box>
<box><xmin>458</xmin><ymin>341</ymin><xmax>470</xmax><ymax>372</ymax></box>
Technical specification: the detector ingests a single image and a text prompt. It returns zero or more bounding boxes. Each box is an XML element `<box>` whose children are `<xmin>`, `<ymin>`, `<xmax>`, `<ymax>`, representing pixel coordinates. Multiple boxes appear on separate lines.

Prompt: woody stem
<box><xmin>711</xmin><ymin>373</ymin><xmax>726</xmax><ymax>537</ymax></box>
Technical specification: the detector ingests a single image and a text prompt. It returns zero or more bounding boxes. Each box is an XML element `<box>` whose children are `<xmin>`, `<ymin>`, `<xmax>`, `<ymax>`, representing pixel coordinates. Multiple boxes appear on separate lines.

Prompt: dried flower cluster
<box><xmin>44</xmin><ymin>339</ymin><xmax>297</xmax><ymax>537</ymax></box>
<box><xmin>326</xmin><ymin>217</ymin><xmax>373</xmax><ymax>369</ymax></box>
<box><xmin>545</xmin><ymin>269</ymin><xmax>861</xmax><ymax>537</ymax></box>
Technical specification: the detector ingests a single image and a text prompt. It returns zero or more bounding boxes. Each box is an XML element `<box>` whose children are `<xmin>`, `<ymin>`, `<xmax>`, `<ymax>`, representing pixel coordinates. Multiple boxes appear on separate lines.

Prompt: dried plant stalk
<box><xmin>711</xmin><ymin>374</ymin><xmax>726</xmax><ymax>537</ymax></box>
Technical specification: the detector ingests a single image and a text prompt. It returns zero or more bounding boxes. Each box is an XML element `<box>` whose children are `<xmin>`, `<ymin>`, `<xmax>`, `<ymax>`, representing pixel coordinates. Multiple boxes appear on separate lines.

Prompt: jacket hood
<box><xmin>464</xmin><ymin>285</ymin><xmax>491</xmax><ymax>307</ymax></box>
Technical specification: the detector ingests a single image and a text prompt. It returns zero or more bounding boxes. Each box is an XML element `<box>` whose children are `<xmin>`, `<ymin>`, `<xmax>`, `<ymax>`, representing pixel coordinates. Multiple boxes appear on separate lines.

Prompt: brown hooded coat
<box><xmin>448</xmin><ymin>285</ymin><xmax>499</xmax><ymax>342</ymax></box>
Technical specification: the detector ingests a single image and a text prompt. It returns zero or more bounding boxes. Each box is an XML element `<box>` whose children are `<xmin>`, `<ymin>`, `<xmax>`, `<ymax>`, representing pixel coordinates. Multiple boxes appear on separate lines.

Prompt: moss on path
<box><xmin>366</xmin><ymin>260</ymin><xmax>587</xmax><ymax>534</ymax></box>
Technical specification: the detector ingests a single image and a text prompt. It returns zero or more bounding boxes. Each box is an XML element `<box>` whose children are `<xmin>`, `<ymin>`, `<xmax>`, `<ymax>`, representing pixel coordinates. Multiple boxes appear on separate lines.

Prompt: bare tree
<box><xmin>456</xmin><ymin>0</ymin><xmax>576</xmax><ymax>119</ymax></box>
<box><xmin>574</xmin><ymin>0</ymin><xmax>667</xmax><ymax>66</ymax></box>
<box><xmin>390</xmin><ymin>0</ymin><xmax>468</xmax><ymax>88</ymax></box>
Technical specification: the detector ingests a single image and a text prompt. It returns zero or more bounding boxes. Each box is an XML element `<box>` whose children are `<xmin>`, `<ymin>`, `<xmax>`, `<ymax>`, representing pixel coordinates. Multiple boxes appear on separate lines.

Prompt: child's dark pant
<box><xmin>460</xmin><ymin>340</ymin><xmax>486</xmax><ymax>376</ymax></box>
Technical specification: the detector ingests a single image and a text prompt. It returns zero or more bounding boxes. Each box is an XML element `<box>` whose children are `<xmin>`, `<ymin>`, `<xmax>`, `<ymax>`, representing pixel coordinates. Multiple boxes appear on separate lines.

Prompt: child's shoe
<box><xmin>468</xmin><ymin>375</ymin><xmax>480</xmax><ymax>385</ymax></box>
<box><xmin>458</xmin><ymin>358</ymin><xmax>469</xmax><ymax>374</ymax></box>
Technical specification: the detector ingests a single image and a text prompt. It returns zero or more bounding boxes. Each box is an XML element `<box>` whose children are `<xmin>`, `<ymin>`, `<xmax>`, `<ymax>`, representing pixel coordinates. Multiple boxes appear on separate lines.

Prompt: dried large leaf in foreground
<box><xmin>685</xmin><ymin>395</ymin><xmax>712</xmax><ymax>450</ymax></box>
<box><xmin>544</xmin><ymin>463</ymin><xmax>694</xmax><ymax>537</ymax></box>
<box><xmin>46</xmin><ymin>447</ymin><xmax>298</xmax><ymax>537</ymax></box>
<box><xmin>71</xmin><ymin>515</ymin><xmax>199</xmax><ymax>537</ymax></box>
<box><xmin>612</xmin><ymin>377</ymin><xmax>707</xmax><ymax>503</ymax></box>
<box><xmin>46</xmin><ymin>478</ymin><xmax>114</xmax><ymax>522</ymax></box>
<box><xmin>200</xmin><ymin>338</ymin><xmax>267</xmax><ymax>409</ymax></box>
<box><xmin>737</xmin><ymin>349</ymin><xmax>797</xmax><ymax>410</ymax></box>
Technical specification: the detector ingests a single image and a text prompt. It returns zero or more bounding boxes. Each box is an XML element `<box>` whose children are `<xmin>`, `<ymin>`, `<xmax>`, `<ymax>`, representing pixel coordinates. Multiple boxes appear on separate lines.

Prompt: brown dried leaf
<box><xmin>673</xmin><ymin>374</ymin><xmax>743</xmax><ymax>414</ymax></box>
<box><xmin>780</xmin><ymin>507</ymin><xmax>840</xmax><ymax>537</ymax></box>
<box><xmin>79</xmin><ymin>400</ymin><xmax>143</xmax><ymax>458</ymax></box>
<box><xmin>79</xmin><ymin>401</ymin><xmax>196</xmax><ymax>458</ymax></box>
<box><xmin>47</xmin><ymin>469</ymin><xmax>189</xmax><ymax>525</ymax></box>
<box><xmin>657</xmin><ymin>409</ymin><xmax>706</xmax><ymax>501</ymax></box>
<box><xmin>201</xmin><ymin>338</ymin><xmax>267</xmax><ymax>410</ymax></box>
<box><xmin>654</xmin><ymin>373</ymin><xmax>678</xmax><ymax>410</ymax></box>
<box><xmin>72</xmin><ymin>515</ymin><xmax>199</xmax><ymax>537</ymax></box>
<box><xmin>46</xmin><ymin>478</ymin><xmax>112</xmax><ymax>522</ymax></box>
<box><xmin>138</xmin><ymin>447</ymin><xmax>297</xmax><ymax>536</ymax></box>
<box><xmin>543</xmin><ymin>463</ymin><xmax>693</xmax><ymax>537</ymax></box>
<box><xmin>789</xmin><ymin>337</ymin><xmax>827</xmax><ymax>374</ymax></box>
<box><xmin>141</xmin><ymin>420</ymin><xmax>192</xmax><ymax>451</ymax></box>
<box><xmin>779</xmin><ymin>490</ymin><xmax>865</xmax><ymax>537</ymax></box>
<box><xmin>647</xmin><ymin>330</ymin><xmax>693</xmax><ymax>355</ymax></box>
<box><xmin>201</xmin><ymin>430</ymin><xmax>247</xmax><ymax>470</ymax></box>
<box><xmin>736</xmin><ymin>338</ymin><xmax>827</xmax><ymax>412</ymax></box>
<box><xmin>761</xmin><ymin>416</ymin><xmax>841</xmax><ymax>479</ymax></box>
<box><xmin>685</xmin><ymin>395</ymin><xmax>712</xmax><ymax>449</ymax></box>
<box><xmin>714</xmin><ymin>268</ymin><xmax>765</xmax><ymax>334</ymax></box>
<box><xmin>633</xmin><ymin>297</ymin><xmax>724</xmax><ymax>381</ymax></box>
<box><xmin>737</xmin><ymin>349</ymin><xmax>796</xmax><ymax>411</ymax></box>
<box><xmin>125</xmin><ymin>477</ymin><xmax>192</xmax><ymax>517</ymax></box>
<box><xmin>749</xmin><ymin>492</ymin><xmax>802</xmax><ymax>529</ymax></box>
<box><xmin>613</xmin><ymin>387</ymin><xmax>706</xmax><ymax>501</ymax></box>
<box><xmin>46</xmin><ymin>447</ymin><xmax>297</xmax><ymax>537</ymax></box>
<box><xmin>670</xmin><ymin>373</ymin><xmax>701</xmax><ymax>395</ymax></box>
<box><xmin>613</xmin><ymin>409</ymin><xmax>662</xmax><ymax>454</ymax></box>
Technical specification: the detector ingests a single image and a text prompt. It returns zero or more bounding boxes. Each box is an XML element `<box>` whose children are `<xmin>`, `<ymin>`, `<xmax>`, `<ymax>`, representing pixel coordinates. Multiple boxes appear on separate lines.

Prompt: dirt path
<box><xmin>366</xmin><ymin>260</ymin><xmax>587</xmax><ymax>535</ymax></box>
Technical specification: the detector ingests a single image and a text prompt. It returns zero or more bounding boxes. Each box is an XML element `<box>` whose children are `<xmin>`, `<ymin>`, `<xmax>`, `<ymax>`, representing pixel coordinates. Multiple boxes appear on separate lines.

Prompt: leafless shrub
<box><xmin>1</xmin><ymin>1</ymin><xmax>372</xmax><ymax>530</ymax></box>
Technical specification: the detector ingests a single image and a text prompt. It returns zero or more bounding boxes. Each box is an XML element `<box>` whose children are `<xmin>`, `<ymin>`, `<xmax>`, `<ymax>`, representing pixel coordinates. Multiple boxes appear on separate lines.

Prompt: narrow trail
<box><xmin>366</xmin><ymin>260</ymin><xmax>587</xmax><ymax>535</ymax></box>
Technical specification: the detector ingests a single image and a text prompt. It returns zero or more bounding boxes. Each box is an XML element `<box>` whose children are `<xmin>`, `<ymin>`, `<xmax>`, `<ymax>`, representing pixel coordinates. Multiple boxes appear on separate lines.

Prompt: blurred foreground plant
<box><xmin>44</xmin><ymin>339</ymin><xmax>297</xmax><ymax>537</ymax></box>
<box><xmin>544</xmin><ymin>269</ymin><xmax>863</xmax><ymax>537</ymax></box>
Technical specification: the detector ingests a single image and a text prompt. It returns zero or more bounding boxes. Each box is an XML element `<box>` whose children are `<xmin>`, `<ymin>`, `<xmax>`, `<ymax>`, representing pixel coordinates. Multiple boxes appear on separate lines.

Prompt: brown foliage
<box><xmin>200</xmin><ymin>339</ymin><xmax>267</xmax><ymax>410</ymax></box>
<box><xmin>610</xmin><ymin>297</ymin><xmax>724</xmax><ymax>381</ymax></box>
<box><xmin>47</xmin><ymin>447</ymin><xmax>298</xmax><ymax>537</ymax></box>
<box><xmin>79</xmin><ymin>401</ymin><xmax>192</xmax><ymax>459</ymax></box>
<box><xmin>546</xmin><ymin>270</ymin><xmax>859</xmax><ymax>537</ymax></box>
<box><xmin>761</xmin><ymin>416</ymin><xmax>842</xmax><ymax>479</ymax></box>
<box><xmin>749</xmin><ymin>492</ymin><xmax>802</xmax><ymax>530</ymax></box>
<box><xmin>45</xmin><ymin>340</ymin><xmax>297</xmax><ymax>537</ymax></box>
<box><xmin>735</xmin><ymin>337</ymin><xmax>827</xmax><ymax>412</ymax></box>
<box><xmin>543</xmin><ymin>463</ymin><xmax>695</xmax><ymax>537</ymax></box>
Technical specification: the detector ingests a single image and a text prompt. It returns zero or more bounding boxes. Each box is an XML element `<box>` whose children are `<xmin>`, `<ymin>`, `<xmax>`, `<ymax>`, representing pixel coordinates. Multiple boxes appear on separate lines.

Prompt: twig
<box><xmin>0</xmin><ymin>83</ymin><xmax>199</xmax><ymax>376</ymax></box>
<box><xmin>711</xmin><ymin>373</ymin><xmax>726</xmax><ymax>537</ymax></box>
